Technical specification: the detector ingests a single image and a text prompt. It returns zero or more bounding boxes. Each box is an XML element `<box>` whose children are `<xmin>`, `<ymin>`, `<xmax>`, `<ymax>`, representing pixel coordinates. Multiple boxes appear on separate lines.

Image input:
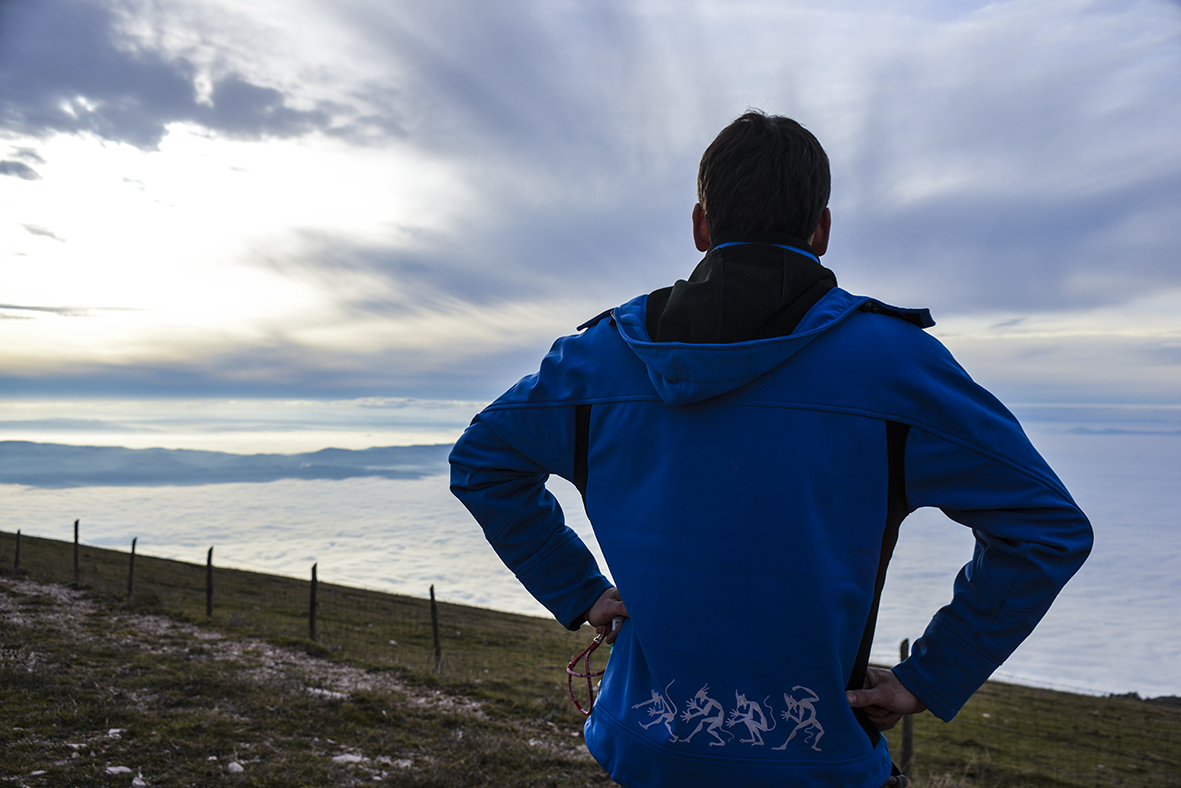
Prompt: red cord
<box><xmin>567</xmin><ymin>633</ymin><xmax>606</xmax><ymax>715</ymax></box>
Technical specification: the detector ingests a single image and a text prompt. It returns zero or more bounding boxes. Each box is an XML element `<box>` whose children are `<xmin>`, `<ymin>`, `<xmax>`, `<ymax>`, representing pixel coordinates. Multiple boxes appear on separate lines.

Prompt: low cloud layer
<box><xmin>0</xmin><ymin>440</ymin><xmax>450</xmax><ymax>487</ymax></box>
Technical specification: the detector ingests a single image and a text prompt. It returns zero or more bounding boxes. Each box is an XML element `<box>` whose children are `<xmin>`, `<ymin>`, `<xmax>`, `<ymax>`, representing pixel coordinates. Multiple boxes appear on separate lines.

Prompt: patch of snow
<box><xmin>226</xmin><ymin>762</ymin><xmax>244</xmax><ymax>773</ymax></box>
<box><xmin>132</xmin><ymin>773</ymin><xmax>148</xmax><ymax>787</ymax></box>
<box><xmin>108</xmin><ymin>728</ymin><xmax>125</xmax><ymax>738</ymax></box>
<box><xmin>105</xmin><ymin>766</ymin><xmax>132</xmax><ymax>774</ymax></box>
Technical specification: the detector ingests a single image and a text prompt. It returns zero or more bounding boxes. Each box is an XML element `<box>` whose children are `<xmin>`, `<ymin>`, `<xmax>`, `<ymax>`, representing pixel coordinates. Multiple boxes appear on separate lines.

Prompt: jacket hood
<box><xmin>611</xmin><ymin>288</ymin><xmax>934</xmax><ymax>407</ymax></box>
<box><xmin>645</xmin><ymin>234</ymin><xmax>836</xmax><ymax>344</ymax></box>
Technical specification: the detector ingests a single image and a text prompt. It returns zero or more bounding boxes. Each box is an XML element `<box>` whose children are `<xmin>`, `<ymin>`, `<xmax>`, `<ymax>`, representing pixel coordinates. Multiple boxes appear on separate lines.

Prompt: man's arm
<box><xmin>449</xmin><ymin>415</ymin><xmax>615</xmax><ymax>630</ymax></box>
<box><xmin>889</xmin><ymin>425</ymin><xmax>1093</xmax><ymax>721</ymax></box>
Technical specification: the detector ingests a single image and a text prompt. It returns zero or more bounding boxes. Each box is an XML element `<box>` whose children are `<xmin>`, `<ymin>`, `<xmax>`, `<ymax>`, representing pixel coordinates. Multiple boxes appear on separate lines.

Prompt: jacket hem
<box><xmin>586</xmin><ymin>701</ymin><xmax>892</xmax><ymax>788</ymax></box>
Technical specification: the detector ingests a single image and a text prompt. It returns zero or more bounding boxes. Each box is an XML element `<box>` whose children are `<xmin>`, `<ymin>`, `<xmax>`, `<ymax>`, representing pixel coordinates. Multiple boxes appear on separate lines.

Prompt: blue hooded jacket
<box><xmin>450</xmin><ymin>276</ymin><xmax>1092</xmax><ymax>788</ymax></box>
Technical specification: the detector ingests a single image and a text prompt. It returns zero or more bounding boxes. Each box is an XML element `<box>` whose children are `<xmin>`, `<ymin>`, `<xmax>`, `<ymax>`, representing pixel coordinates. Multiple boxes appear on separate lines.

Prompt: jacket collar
<box><xmin>706</xmin><ymin>230</ymin><xmax>819</xmax><ymax>259</ymax></box>
<box><xmin>644</xmin><ymin>233</ymin><xmax>837</xmax><ymax>344</ymax></box>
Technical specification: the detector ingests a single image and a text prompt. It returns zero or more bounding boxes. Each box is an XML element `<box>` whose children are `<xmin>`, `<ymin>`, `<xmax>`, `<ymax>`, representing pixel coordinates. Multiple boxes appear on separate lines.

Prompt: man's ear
<box><xmin>692</xmin><ymin>203</ymin><xmax>711</xmax><ymax>252</ymax></box>
<box><xmin>808</xmin><ymin>207</ymin><xmax>831</xmax><ymax>256</ymax></box>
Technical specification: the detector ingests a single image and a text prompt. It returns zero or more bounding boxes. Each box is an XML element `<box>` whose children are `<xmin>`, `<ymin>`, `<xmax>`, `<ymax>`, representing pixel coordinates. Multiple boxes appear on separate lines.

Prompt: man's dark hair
<box><xmin>697</xmin><ymin>110</ymin><xmax>830</xmax><ymax>240</ymax></box>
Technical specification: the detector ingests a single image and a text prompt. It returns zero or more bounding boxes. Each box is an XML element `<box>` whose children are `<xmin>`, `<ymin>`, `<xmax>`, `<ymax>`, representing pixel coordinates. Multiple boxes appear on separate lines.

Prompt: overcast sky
<box><xmin>3</xmin><ymin>0</ymin><xmax>1180</xmax><ymax>414</ymax></box>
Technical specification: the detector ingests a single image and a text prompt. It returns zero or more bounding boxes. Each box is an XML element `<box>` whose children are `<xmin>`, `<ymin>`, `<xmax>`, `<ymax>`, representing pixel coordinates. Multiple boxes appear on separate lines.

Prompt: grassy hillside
<box><xmin>1</xmin><ymin>530</ymin><xmax>1177</xmax><ymax>787</ymax></box>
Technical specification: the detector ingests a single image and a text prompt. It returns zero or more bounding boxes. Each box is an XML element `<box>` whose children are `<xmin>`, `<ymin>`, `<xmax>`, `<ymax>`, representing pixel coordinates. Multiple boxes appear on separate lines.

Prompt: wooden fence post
<box><xmin>73</xmin><ymin>519</ymin><xmax>80</xmax><ymax>585</ymax></box>
<box><xmin>900</xmin><ymin>638</ymin><xmax>914</xmax><ymax>776</ymax></box>
<box><xmin>206</xmin><ymin>547</ymin><xmax>214</xmax><ymax>617</ymax></box>
<box><xmin>430</xmin><ymin>584</ymin><xmax>442</xmax><ymax>674</ymax></box>
<box><xmin>127</xmin><ymin>537</ymin><xmax>137</xmax><ymax>600</ymax></box>
<box><xmin>309</xmin><ymin>563</ymin><xmax>319</xmax><ymax>642</ymax></box>
<box><xmin>13</xmin><ymin>529</ymin><xmax>20</xmax><ymax>571</ymax></box>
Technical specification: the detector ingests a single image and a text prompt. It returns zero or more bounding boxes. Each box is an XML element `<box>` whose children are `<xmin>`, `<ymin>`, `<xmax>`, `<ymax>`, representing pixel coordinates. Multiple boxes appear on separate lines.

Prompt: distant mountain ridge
<box><xmin>0</xmin><ymin>441</ymin><xmax>452</xmax><ymax>488</ymax></box>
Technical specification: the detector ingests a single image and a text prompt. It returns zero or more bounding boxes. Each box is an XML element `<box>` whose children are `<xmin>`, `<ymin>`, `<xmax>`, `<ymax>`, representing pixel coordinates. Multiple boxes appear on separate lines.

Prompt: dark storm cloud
<box><xmin>0</xmin><ymin>0</ymin><xmax>338</xmax><ymax>148</ymax></box>
<box><xmin>0</xmin><ymin>160</ymin><xmax>40</xmax><ymax>179</ymax></box>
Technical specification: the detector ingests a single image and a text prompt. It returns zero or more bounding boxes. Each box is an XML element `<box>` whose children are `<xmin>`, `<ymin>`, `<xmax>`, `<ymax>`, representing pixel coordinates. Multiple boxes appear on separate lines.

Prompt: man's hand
<box><xmin>584</xmin><ymin>586</ymin><xmax>629</xmax><ymax>644</ymax></box>
<box><xmin>846</xmin><ymin>667</ymin><xmax>926</xmax><ymax>730</ymax></box>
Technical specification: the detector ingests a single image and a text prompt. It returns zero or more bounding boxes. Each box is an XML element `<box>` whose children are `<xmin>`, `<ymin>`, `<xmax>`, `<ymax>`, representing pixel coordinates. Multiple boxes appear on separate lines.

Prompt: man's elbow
<box><xmin>448</xmin><ymin>418</ymin><xmax>492</xmax><ymax>497</ymax></box>
<box><xmin>1045</xmin><ymin>508</ymin><xmax>1093</xmax><ymax>582</ymax></box>
<box><xmin>1063</xmin><ymin>507</ymin><xmax>1094</xmax><ymax>563</ymax></box>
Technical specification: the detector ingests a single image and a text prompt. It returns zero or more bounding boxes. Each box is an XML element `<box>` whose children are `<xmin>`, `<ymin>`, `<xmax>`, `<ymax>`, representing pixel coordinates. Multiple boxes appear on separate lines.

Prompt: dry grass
<box><xmin>0</xmin><ymin>574</ymin><xmax>609</xmax><ymax>787</ymax></box>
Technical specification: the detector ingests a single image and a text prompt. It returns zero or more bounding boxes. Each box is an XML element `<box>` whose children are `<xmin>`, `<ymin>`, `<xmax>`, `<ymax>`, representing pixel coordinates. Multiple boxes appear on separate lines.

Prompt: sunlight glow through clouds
<box><xmin>1</xmin><ymin>123</ymin><xmax>469</xmax><ymax>366</ymax></box>
<box><xmin>8</xmin><ymin>124</ymin><xmax>463</xmax><ymax>278</ymax></box>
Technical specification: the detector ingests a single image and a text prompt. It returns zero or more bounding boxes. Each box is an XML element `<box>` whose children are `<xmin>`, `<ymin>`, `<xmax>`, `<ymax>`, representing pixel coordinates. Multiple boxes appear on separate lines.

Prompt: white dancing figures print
<box><xmin>680</xmin><ymin>685</ymin><xmax>731</xmax><ymax>746</ymax></box>
<box><xmin>634</xmin><ymin>683</ymin><xmax>825</xmax><ymax>753</ymax></box>
<box><xmin>774</xmin><ymin>686</ymin><xmax>825</xmax><ymax>752</ymax></box>
<box><xmin>727</xmin><ymin>692</ymin><xmax>775</xmax><ymax>745</ymax></box>
<box><xmin>632</xmin><ymin>681</ymin><xmax>678</xmax><ymax>741</ymax></box>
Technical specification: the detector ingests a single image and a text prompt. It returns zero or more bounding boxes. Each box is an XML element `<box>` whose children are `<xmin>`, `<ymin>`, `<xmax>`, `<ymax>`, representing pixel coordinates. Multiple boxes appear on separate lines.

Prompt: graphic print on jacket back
<box><xmin>679</xmin><ymin>684</ymin><xmax>730</xmax><ymax>746</ymax></box>
<box><xmin>776</xmin><ymin>686</ymin><xmax>825</xmax><ymax>751</ymax></box>
<box><xmin>632</xmin><ymin>680</ymin><xmax>826</xmax><ymax>753</ymax></box>
<box><xmin>632</xmin><ymin>680</ymin><xmax>678</xmax><ymax>741</ymax></box>
<box><xmin>727</xmin><ymin>692</ymin><xmax>775</xmax><ymax>745</ymax></box>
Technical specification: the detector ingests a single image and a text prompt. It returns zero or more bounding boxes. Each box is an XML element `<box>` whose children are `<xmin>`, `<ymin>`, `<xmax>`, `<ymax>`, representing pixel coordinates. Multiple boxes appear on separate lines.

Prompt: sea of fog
<box><xmin>1</xmin><ymin>417</ymin><xmax>1178</xmax><ymax>699</ymax></box>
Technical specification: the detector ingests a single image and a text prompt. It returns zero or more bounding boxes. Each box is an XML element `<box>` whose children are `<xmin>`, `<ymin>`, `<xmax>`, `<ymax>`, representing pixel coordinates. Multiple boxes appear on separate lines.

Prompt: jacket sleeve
<box><xmin>449</xmin><ymin>413</ymin><xmax>613</xmax><ymax>630</ymax></box>
<box><xmin>891</xmin><ymin>424</ymin><xmax>1093</xmax><ymax>721</ymax></box>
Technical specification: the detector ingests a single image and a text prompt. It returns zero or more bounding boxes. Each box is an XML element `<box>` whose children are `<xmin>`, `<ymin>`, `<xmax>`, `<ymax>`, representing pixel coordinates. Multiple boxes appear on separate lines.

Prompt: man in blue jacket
<box><xmin>450</xmin><ymin>111</ymin><xmax>1092</xmax><ymax>788</ymax></box>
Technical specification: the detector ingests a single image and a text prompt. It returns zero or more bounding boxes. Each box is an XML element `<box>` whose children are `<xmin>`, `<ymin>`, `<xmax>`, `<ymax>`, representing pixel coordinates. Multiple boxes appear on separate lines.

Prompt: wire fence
<box><xmin>2</xmin><ymin>527</ymin><xmax>1178</xmax><ymax>788</ymax></box>
<box><xmin>890</xmin><ymin>677</ymin><xmax>1181</xmax><ymax>787</ymax></box>
<box><xmin>0</xmin><ymin>527</ymin><xmax>451</xmax><ymax>676</ymax></box>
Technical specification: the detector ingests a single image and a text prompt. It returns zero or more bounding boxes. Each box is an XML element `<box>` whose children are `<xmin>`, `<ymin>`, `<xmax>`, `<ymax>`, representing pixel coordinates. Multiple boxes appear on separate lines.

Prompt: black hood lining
<box><xmin>646</xmin><ymin>234</ymin><xmax>837</xmax><ymax>344</ymax></box>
